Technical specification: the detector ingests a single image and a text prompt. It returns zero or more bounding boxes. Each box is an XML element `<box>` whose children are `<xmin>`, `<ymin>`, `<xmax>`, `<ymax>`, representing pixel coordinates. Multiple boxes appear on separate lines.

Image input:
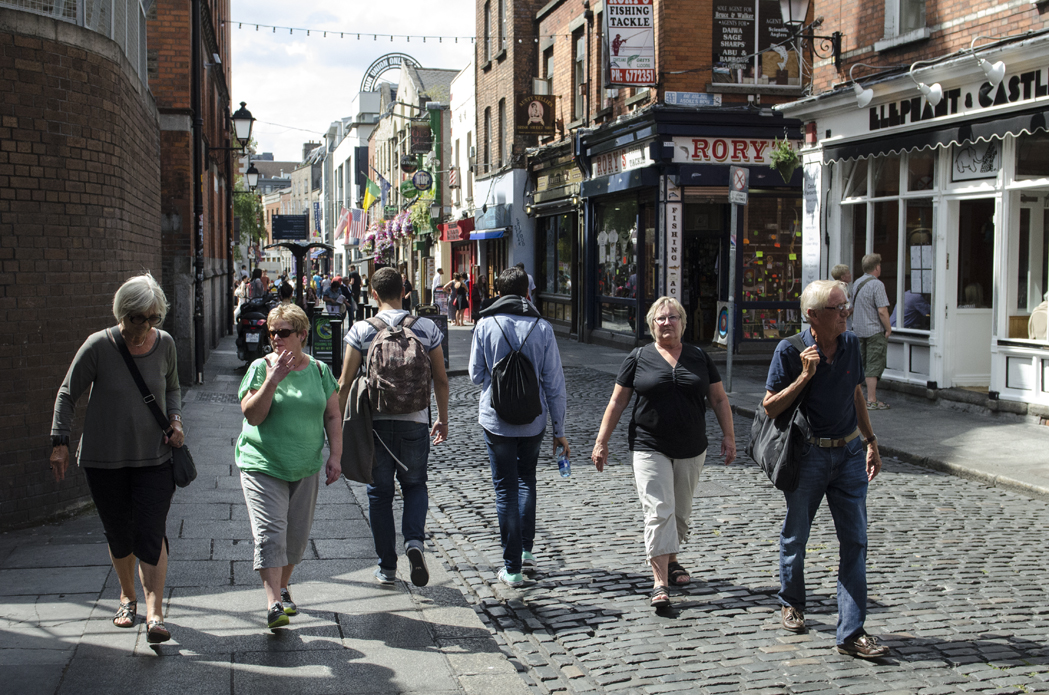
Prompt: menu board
<box><xmin>712</xmin><ymin>0</ymin><xmax>797</xmax><ymax>85</ymax></box>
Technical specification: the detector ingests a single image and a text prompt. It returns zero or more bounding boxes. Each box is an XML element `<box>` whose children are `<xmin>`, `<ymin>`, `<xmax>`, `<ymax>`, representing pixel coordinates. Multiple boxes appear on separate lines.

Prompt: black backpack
<box><xmin>489</xmin><ymin>317</ymin><xmax>543</xmax><ymax>425</ymax></box>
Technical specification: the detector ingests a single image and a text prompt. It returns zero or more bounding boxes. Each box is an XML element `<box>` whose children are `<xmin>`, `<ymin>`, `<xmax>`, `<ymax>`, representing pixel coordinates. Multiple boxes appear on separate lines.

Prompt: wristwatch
<box><xmin>863</xmin><ymin>434</ymin><xmax>878</xmax><ymax>447</ymax></box>
<box><xmin>51</xmin><ymin>434</ymin><xmax>69</xmax><ymax>448</ymax></box>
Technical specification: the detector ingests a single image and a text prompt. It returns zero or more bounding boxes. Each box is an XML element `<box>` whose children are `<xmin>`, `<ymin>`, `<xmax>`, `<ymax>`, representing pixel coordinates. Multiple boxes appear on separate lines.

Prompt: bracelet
<box><xmin>864</xmin><ymin>434</ymin><xmax>878</xmax><ymax>446</ymax></box>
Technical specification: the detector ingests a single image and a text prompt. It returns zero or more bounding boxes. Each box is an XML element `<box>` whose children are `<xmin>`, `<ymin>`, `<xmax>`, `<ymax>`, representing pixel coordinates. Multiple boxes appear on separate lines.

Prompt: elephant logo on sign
<box><xmin>955</xmin><ymin>141</ymin><xmax>999</xmax><ymax>176</ymax></box>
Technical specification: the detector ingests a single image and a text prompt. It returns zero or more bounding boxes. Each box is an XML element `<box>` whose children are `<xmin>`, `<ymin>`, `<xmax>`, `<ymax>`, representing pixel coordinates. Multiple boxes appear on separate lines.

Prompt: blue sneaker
<box><xmin>374</xmin><ymin>567</ymin><xmax>396</xmax><ymax>585</ymax></box>
<box><xmin>498</xmin><ymin>568</ymin><xmax>525</xmax><ymax>588</ymax></box>
<box><xmin>521</xmin><ymin>551</ymin><xmax>536</xmax><ymax>574</ymax></box>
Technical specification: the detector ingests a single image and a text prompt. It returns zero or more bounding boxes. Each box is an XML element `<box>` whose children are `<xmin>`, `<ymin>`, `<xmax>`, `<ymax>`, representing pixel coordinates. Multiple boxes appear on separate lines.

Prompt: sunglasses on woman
<box><xmin>268</xmin><ymin>328</ymin><xmax>298</xmax><ymax>339</ymax></box>
<box><xmin>129</xmin><ymin>314</ymin><xmax>162</xmax><ymax>326</ymax></box>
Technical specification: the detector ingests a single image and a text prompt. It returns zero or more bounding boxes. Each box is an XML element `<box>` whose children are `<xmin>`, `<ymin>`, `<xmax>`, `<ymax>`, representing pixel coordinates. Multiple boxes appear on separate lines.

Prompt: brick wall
<box><xmin>811</xmin><ymin>0</ymin><xmax>1049</xmax><ymax>93</ymax></box>
<box><xmin>0</xmin><ymin>9</ymin><xmax>162</xmax><ymax>530</ymax></box>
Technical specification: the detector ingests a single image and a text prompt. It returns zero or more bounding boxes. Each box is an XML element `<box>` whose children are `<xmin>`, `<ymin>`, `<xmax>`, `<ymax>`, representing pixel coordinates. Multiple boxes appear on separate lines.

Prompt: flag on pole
<box><xmin>362</xmin><ymin>178</ymin><xmax>381</xmax><ymax>211</ymax></box>
<box><xmin>334</xmin><ymin>206</ymin><xmax>350</xmax><ymax>241</ymax></box>
<box><xmin>349</xmin><ymin>208</ymin><xmax>368</xmax><ymax>239</ymax></box>
<box><xmin>371</xmin><ymin>168</ymin><xmax>392</xmax><ymax>210</ymax></box>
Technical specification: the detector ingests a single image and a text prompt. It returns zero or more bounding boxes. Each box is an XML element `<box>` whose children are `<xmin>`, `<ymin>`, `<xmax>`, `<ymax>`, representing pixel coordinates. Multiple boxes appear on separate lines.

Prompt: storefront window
<box><xmin>840</xmin><ymin>151</ymin><xmax>936</xmax><ymax>334</ymax></box>
<box><xmin>537</xmin><ymin>213</ymin><xmax>574</xmax><ymax>296</ymax></box>
<box><xmin>595</xmin><ymin>198</ymin><xmax>639</xmax><ymax>300</ymax></box>
<box><xmin>957</xmin><ymin>199</ymin><xmax>994</xmax><ymax>308</ymax></box>
<box><xmin>872</xmin><ymin>200</ymin><xmax>899</xmax><ymax>312</ymax></box>
<box><xmin>902</xmin><ymin>199</ymin><xmax>933</xmax><ymax>329</ymax></box>
<box><xmin>842</xmin><ymin>158</ymin><xmax>868</xmax><ymax>199</ymax></box>
<box><xmin>1016</xmin><ymin>132</ymin><xmax>1049</xmax><ymax>177</ymax></box>
<box><xmin>908</xmin><ymin>151</ymin><xmax>935</xmax><ymax>191</ymax></box>
<box><xmin>739</xmin><ymin>195</ymin><xmax>803</xmax><ymax>340</ymax></box>
<box><xmin>872</xmin><ymin>155</ymin><xmax>901</xmax><ymax>197</ymax></box>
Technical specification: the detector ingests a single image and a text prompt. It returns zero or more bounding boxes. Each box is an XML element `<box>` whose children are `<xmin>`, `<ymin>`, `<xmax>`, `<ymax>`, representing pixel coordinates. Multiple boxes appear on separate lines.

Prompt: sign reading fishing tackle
<box><xmin>603</xmin><ymin>0</ymin><xmax>656</xmax><ymax>87</ymax></box>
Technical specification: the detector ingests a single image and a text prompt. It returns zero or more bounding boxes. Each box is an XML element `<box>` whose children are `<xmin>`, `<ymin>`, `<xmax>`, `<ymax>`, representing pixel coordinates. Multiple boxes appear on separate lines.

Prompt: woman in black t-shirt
<box><xmin>591</xmin><ymin>296</ymin><xmax>737</xmax><ymax>610</ymax></box>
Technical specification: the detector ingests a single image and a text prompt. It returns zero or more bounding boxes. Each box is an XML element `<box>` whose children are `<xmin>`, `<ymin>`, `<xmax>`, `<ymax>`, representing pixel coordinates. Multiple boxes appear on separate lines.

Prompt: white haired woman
<box><xmin>237</xmin><ymin>303</ymin><xmax>342</xmax><ymax>630</ymax></box>
<box><xmin>591</xmin><ymin>296</ymin><xmax>736</xmax><ymax>610</ymax></box>
<box><xmin>50</xmin><ymin>272</ymin><xmax>183</xmax><ymax>643</ymax></box>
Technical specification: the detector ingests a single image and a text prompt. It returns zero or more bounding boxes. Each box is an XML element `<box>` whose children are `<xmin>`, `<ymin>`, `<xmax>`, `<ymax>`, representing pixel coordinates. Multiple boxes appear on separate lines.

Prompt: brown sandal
<box><xmin>113</xmin><ymin>600</ymin><xmax>136</xmax><ymax>628</ymax></box>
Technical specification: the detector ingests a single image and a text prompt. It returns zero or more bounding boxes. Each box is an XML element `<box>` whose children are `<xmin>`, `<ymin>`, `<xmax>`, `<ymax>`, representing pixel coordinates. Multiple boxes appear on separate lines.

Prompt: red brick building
<box><xmin>0</xmin><ymin>4</ymin><xmax>161</xmax><ymax>528</ymax></box>
<box><xmin>778</xmin><ymin>2</ymin><xmax>1049</xmax><ymax>410</ymax></box>
<box><xmin>147</xmin><ymin>0</ymin><xmax>234</xmax><ymax>382</ymax></box>
<box><xmin>476</xmin><ymin>0</ymin><xmax>806</xmax><ymax>346</ymax></box>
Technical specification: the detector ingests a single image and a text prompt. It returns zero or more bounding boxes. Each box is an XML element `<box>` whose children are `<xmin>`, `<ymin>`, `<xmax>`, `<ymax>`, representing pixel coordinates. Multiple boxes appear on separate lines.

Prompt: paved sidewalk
<box><xmin>0</xmin><ymin>336</ymin><xmax>528</xmax><ymax>695</ymax></box>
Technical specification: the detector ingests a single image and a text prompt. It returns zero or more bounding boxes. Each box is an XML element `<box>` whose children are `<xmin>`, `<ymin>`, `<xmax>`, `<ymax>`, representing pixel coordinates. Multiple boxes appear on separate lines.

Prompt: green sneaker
<box><xmin>498</xmin><ymin>568</ymin><xmax>525</xmax><ymax>588</ymax></box>
<box><xmin>267</xmin><ymin>602</ymin><xmax>289</xmax><ymax>630</ymax></box>
<box><xmin>521</xmin><ymin>551</ymin><xmax>536</xmax><ymax>574</ymax></box>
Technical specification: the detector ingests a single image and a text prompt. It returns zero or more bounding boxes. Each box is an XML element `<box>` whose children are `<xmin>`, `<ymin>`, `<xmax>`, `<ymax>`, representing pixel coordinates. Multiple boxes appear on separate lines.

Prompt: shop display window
<box><xmin>840</xmin><ymin>152</ymin><xmax>937</xmax><ymax>334</ymax></box>
<box><xmin>598</xmin><ymin>301</ymin><xmax>635</xmax><ymax>333</ymax></box>
<box><xmin>739</xmin><ymin>195</ymin><xmax>803</xmax><ymax>339</ymax></box>
<box><xmin>537</xmin><ymin>213</ymin><xmax>574</xmax><ymax>296</ymax></box>
<box><xmin>842</xmin><ymin>158</ymin><xmax>869</xmax><ymax>199</ymax></box>
<box><xmin>1016</xmin><ymin>132</ymin><xmax>1049</xmax><ymax>178</ymax></box>
<box><xmin>595</xmin><ymin>198</ymin><xmax>639</xmax><ymax>302</ymax></box>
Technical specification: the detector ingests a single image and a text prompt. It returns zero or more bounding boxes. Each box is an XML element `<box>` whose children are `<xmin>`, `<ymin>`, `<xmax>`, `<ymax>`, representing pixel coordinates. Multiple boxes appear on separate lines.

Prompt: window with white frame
<box><xmin>840</xmin><ymin>150</ymin><xmax>937</xmax><ymax>332</ymax></box>
<box><xmin>573</xmin><ymin>30</ymin><xmax>586</xmax><ymax>121</ymax></box>
<box><xmin>880</xmin><ymin>0</ymin><xmax>926</xmax><ymax>44</ymax></box>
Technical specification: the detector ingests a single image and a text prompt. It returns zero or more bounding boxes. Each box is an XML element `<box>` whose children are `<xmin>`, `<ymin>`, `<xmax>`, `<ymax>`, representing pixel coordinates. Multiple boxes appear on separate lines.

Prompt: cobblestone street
<box><xmin>425</xmin><ymin>367</ymin><xmax>1049</xmax><ymax>695</ymax></box>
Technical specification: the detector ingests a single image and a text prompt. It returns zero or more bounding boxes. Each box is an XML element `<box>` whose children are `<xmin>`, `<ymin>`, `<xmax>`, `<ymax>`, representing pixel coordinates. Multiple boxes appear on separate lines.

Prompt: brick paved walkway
<box><xmin>426</xmin><ymin>366</ymin><xmax>1049</xmax><ymax>695</ymax></box>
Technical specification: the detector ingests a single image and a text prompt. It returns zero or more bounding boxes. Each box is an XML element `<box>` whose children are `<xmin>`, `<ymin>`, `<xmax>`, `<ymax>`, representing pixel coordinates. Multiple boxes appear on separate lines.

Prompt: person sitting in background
<box><xmin>889</xmin><ymin>290</ymin><xmax>931</xmax><ymax>329</ymax></box>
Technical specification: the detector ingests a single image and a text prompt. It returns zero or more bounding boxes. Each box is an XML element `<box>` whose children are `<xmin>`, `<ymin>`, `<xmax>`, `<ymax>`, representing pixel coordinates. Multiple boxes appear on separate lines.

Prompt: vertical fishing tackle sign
<box><xmin>604</xmin><ymin>0</ymin><xmax>656</xmax><ymax>87</ymax></box>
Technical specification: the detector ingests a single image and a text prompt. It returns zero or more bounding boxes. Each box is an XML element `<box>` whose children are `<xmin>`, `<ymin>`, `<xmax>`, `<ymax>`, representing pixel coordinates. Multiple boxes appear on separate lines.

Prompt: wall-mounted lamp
<box><xmin>848</xmin><ymin>64</ymin><xmax>874</xmax><ymax>108</ymax></box>
<box><xmin>245</xmin><ymin>163</ymin><xmax>260</xmax><ymax>192</ymax></box>
<box><xmin>970</xmin><ymin>36</ymin><xmax>1006</xmax><ymax>88</ymax></box>
<box><xmin>571</xmin><ymin>195</ymin><xmax>580</xmax><ymax>207</ymax></box>
<box><xmin>909</xmin><ymin>60</ymin><xmax>942</xmax><ymax>107</ymax></box>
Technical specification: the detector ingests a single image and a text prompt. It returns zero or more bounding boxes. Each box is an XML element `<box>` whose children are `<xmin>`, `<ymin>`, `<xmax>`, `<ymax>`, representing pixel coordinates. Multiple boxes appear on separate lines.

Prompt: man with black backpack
<box><xmin>337</xmin><ymin>267</ymin><xmax>449</xmax><ymax>587</ymax></box>
<box><xmin>469</xmin><ymin>266</ymin><xmax>569</xmax><ymax>588</ymax></box>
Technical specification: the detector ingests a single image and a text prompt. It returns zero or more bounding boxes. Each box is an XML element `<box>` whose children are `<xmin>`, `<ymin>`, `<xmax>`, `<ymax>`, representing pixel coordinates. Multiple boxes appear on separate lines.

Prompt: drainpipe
<box><xmin>192</xmin><ymin>0</ymin><xmax>205</xmax><ymax>383</ymax></box>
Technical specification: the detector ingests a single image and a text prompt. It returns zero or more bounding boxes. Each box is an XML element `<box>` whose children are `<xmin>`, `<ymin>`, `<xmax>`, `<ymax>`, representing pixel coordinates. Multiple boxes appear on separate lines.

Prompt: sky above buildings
<box><xmin>231</xmin><ymin>0</ymin><xmax>475</xmax><ymax>162</ymax></box>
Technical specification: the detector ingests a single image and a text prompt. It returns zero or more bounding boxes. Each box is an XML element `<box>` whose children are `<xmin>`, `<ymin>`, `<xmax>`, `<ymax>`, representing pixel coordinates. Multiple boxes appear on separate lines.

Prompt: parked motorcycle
<box><xmin>236</xmin><ymin>296</ymin><xmax>276</xmax><ymax>363</ymax></box>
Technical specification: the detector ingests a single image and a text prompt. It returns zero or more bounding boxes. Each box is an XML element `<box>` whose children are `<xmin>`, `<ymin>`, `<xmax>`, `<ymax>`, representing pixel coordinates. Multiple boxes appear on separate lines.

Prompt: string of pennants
<box><xmin>226</xmin><ymin>21</ymin><xmax>582</xmax><ymax>43</ymax></box>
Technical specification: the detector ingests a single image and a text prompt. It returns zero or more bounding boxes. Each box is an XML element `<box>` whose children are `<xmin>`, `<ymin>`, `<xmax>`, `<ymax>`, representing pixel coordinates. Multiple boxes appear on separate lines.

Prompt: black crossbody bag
<box><xmin>111</xmin><ymin>328</ymin><xmax>197</xmax><ymax>487</ymax></box>
<box><xmin>745</xmin><ymin>332</ymin><xmax>812</xmax><ymax>493</ymax></box>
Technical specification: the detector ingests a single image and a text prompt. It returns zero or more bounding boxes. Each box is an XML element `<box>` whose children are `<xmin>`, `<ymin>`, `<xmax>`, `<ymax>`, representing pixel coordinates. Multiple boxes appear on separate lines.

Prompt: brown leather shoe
<box><xmin>781</xmin><ymin>605</ymin><xmax>805</xmax><ymax>633</ymax></box>
<box><xmin>836</xmin><ymin>632</ymin><xmax>889</xmax><ymax>659</ymax></box>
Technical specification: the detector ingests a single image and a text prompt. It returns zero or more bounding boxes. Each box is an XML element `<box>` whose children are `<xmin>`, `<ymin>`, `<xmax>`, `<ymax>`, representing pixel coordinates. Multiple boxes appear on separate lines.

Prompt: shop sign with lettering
<box><xmin>603</xmin><ymin>0</ymin><xmax>656</xmax><ymax>86</ymax></box>
<box><xmin>591</xmin><ymin>145</ymin><xmax>651</xmax><ymax>178</ymax></box>
<box><xmin>536</xmin><ymin>164</ymin><xmax>583</xmax><ymax>193</ymax></box>
<box><xmin>671</xmin><ymin>136</ymin><xmax>800</xmax><ymax>165</ymax></box>
<box><xmin>665</xmin><ymin>197</ymin><xmax>682</xmax><ymax>300</ymax></box>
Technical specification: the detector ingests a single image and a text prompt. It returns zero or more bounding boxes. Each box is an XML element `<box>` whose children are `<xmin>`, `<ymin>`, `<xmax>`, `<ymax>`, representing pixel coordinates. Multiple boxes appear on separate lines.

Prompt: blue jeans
<box><xmin>368</xmin><ymin>420</ymin><xmax>430</xmax><ymax>571</ymax></box>
<box><xmin>483</xmin><ymin>429</ymin><xmax>544</xmax><ymax>574</ymax></box>
<box><xmin>779</xmin><ymin>435</ymin><xmax>869</xmax><ymax>644</ymax></box>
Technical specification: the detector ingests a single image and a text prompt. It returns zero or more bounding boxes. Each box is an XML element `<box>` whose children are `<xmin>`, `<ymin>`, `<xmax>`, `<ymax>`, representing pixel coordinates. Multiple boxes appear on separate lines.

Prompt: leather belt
<box><xmin>808</xmin><ymin>429</ymin><xmax>861</xmax><ymax>448</ymax></box>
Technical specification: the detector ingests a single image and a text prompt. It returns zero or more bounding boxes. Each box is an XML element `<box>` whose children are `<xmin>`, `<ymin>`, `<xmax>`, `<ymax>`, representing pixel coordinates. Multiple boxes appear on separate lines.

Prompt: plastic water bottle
<box><xmin>557</xmin><ymin>447</ymin><xmax>571</xmax><ymax>478</ymax></box>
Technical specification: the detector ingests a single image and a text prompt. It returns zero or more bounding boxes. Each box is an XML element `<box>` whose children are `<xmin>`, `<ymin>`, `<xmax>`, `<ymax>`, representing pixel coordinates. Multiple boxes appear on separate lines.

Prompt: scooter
<box><xmin>236</xmin><ymin>295</ymin><xmax>276</xmax><ymax>363</ymax></box>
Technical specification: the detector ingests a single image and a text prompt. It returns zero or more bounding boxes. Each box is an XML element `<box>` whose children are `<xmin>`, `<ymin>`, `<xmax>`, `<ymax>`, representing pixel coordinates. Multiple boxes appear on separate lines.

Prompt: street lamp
<box><xmin>246</xmin><ymin>163</ymin><xmax>260</xmax><ymax>191</ymax></box>
<box><xmin>231</xmin><ymin>101</ymin><xmax>255</xmax><ymax>149</ymax></box>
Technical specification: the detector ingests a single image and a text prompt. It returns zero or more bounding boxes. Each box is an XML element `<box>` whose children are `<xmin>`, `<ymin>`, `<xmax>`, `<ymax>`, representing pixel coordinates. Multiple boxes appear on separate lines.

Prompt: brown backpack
<box><xmin>364</xmin><ymin>315</ymin><xmax>432</xmax><ymax>415</ymax></box>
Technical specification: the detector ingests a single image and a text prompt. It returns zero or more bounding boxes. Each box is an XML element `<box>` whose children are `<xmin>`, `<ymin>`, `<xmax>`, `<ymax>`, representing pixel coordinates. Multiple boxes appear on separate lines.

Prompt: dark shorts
<box><xmin>84</xmin><ymin>461</ymin><xmax>175</xmax><ymax>566</ymax></box>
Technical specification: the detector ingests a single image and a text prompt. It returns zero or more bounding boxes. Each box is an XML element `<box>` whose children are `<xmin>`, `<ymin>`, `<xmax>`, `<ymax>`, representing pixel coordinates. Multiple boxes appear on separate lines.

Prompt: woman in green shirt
<box><xmin>237</xmin><ymin>303</ymin><xmax>342</xmax><ymax>630</ymax></box>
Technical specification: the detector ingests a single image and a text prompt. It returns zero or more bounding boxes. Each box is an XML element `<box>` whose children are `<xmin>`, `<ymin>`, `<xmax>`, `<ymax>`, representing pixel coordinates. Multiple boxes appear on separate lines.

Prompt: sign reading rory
<box><xmin>604</xmin><ymin>0</ymin><xmax>656</xmax><ymax>86</ymax></box>
<box><xmin>591</xmin><ymin>145</ymin><xmax>651</xmax><ymax>178</ymax></box>
<box><xmin>671</xmin><ymin>136</ymin><xmax>801</xmax><ymax>165</ymax></box>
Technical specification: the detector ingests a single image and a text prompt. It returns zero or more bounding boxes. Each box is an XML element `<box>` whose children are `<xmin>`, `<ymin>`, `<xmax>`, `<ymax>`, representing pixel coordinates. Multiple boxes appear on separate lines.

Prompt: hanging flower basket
<box><xmin>770</xmin><ymin>137</ymin><xmax>800</xmax><ymax>184</ymax></box>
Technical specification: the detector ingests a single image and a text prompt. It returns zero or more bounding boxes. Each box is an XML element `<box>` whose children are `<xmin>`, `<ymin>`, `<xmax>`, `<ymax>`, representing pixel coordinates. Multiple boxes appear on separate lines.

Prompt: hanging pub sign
<box><xmin>515</xmin><ymin>95</ymin><xmax>556</xmax><ymax>136</ymax></box>
<box><xmin>399</xmin><ymin>179</ymin><xmax>417</xmax><ymax>198</ymax></box>
<box><xmin>383</xmin><ymin>205</ymin><xmax>398</xmax><ymax>220</ymax></box>
<box><xmin>400</xmin><ymin>154</ymin><xmax>419</xmax><ymax>174</ymax></box>
<box><xmin>410</xmin><ymin>122</ymin><xmax>433</xmax><ymax>153</ymax></box>
<box><xmin>412</xmin><ymin>170</ymin><xmax>433</xmax><ymax>191</ymax></box>
<box><xmin>603</xmin><ymin>0</ymin><xmax>656</xmax><ymax>87</ymax></box>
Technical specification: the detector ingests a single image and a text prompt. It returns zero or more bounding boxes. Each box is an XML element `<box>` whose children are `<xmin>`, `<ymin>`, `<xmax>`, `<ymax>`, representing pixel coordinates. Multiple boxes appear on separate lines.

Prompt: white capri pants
<box><xmin>240</xmin><ymin>469</ymin><xmax>320</xmax><ymax>570</ymax></box>
<box><xmin>632</xmin><ymin>449</ymin><xmax>707</xmax><ymax>559</ymax></box>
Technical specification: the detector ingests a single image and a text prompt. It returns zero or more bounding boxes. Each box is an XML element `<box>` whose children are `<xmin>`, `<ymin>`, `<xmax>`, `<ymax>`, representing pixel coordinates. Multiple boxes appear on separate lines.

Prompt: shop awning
<box><xmin>471</xmin><ymin>228</ymin><xmax>506</xmax><ymax>240</ymax></box>
<box><xmin>824</xmin><ymin>104</ymin><xmax>1049</xmax><ymax>163</ymax></box>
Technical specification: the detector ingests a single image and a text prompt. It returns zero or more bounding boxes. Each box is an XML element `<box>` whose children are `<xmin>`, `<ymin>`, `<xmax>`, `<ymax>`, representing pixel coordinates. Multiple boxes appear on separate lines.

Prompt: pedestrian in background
<box><xmin>338</xmin><ymin>267</ymin><xmax>449</xmax><ymax>586</ymax></box>
<box><xmin>590</xmin><ymin>296</ymin><xmax>736</xmax><ymax>610</ymax></box>
<box><xmin>323</xmin><ymin>276</ymin><xmax>348</xmax><ymax>316</ymax></box>
<box><xmin>469</xmin><ymin>266</ymin><xmax>569</xmax><ymax>587</ymax></box>
<box><xmin>248</xmin><ymin>268</ymin><xmax>266</xmax><ymax>300</ymax></box>
<box><xmin>236</xmin><ymin>303</ymin><xmax>342</xmax><ymax>630</ymax></box>
<box><xmin>762</xmin><ymin>279</ymin><xmax>887</xmax><ymax>658</ymax></box>
<box><xmin>401</xmin><ymin>270</ymin><xmax>414</xmax><ymax>312</ymax></box>
<box><xmin>851</xmin><ymin>254</ymin><xmax>892</xmax><ymax>409</ymax></box>
<box><xmin>50</xmin><ymin>272</ymin><xmax>184</xmax><ymax>644</ymax></box>
<box><xmin>431</xmin><ymin>266</ymin><xmax>443</xmax><ymax>304</ymax></box>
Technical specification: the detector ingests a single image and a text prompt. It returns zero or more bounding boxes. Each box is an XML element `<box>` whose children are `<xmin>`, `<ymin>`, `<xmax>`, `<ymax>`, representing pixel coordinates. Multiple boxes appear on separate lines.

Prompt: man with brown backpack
<box><xmin>337</xmin><ymin>267</ymin><xmax>449</xmax><ymax>586</ymax></box>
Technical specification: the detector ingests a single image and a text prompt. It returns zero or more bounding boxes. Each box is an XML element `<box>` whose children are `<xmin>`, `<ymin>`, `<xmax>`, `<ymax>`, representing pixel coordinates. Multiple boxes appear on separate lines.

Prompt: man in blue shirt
<box><xmin>763</xmin><ymin>279</ymin><xmax>887</xmax><ymax>659</ymax></box>
<box><xmin>469</xmin><ymin>266</ymin><xmax>569</xmax><ymax>588</ymax></box>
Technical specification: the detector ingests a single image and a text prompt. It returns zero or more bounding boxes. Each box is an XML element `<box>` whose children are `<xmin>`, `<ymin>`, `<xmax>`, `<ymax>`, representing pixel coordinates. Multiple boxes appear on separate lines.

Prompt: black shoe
<box><xmin>781</xmin><ymin>605</ymin><xmax>805</xmax><ymax>633</ymax></box>
<box><xmin>406</xmin><ymin>543</ymin><xmax>429</xmax><ymax>587</ymax></box>
<box><xmin>267</xmin><ymin>602</ymin><xmax>289</xmax><ymax>630</ymax></box>
<box><xmin>836</xmin><ymin>632</ymin><xmax>889</xmax><ymax>659</ymax></box>
<box><xmin>280</xmin><ymin>588</ymin><xmax>297</xmax><ymax>615</ymax></box>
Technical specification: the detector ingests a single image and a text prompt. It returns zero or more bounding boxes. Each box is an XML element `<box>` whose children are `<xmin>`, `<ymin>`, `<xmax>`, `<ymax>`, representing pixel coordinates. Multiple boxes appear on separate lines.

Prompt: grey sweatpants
<box><xmin>240</xmin><ymin>469</ymin><xmax>320</xmax><ymax>570</ymax></box>
<box><xmin>632</xmin><ymin>450</ymin><xmax>707</xmax><ymax>560</ymax></box>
